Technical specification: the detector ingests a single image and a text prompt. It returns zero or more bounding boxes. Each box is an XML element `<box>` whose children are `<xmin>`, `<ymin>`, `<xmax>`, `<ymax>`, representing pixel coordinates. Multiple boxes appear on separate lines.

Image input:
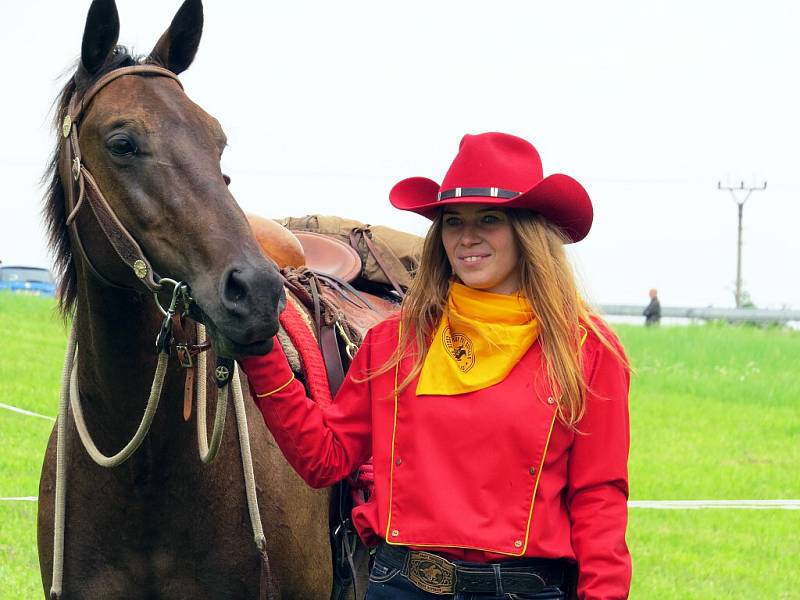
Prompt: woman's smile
<box><xmin>458</xmin><ymin>252</ymin><xmax>491</xmax><ymax>264</ymax></box>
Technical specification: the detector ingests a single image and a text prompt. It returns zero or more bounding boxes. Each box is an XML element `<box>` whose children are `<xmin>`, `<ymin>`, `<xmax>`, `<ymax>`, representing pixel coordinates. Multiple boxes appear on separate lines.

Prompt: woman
<box><xmin>240</xmin><ymin>132</ymin><xmax>631</xmax><ymax>599</ymax></box>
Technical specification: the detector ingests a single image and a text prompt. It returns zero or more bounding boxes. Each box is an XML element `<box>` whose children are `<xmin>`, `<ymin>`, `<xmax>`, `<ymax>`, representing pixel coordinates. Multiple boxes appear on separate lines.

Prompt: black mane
<box><xmin>42</xmin><ymin>46</ymin><xmax>149</xmax><ymax>318</ymax></box>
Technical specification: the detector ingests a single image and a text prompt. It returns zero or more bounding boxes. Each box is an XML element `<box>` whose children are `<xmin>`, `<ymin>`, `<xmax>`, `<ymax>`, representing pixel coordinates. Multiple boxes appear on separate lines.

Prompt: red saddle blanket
<box><xmin>278</xmin><ymin>293</ymin><xmax>375</xmax><ymax>503</ymax></box>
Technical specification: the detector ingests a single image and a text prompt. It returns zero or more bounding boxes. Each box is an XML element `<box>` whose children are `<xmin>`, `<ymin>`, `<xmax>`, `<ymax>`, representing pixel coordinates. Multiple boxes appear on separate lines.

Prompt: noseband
<box><xmin>61</xmin><ymin>64</ymin><xmax>183</xmax><ymax>294</ymax></box>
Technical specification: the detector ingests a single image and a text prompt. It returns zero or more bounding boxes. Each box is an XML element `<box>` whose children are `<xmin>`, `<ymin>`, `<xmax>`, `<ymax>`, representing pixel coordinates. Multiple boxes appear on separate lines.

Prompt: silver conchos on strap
<box><xmin>215</xmin><ymin>365</ymin><xmax>230</xmax><ymax>383</ymax></box>
<box><xmin>62</xmin><ymin>115</ymin><xmax>72</xmax><ymax>138</ymax></box>
<box><xmin>132</xmin><ymin>259</ymin><xmax>148</xmax><ymax>279</ymax></box>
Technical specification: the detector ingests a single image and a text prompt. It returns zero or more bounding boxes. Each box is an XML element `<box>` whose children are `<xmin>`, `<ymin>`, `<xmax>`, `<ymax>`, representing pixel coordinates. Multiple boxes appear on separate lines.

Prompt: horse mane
<box><xmin>43</xmin><ymin>46</ymin><xmax>150</xmax><ymax>318</ymax></box>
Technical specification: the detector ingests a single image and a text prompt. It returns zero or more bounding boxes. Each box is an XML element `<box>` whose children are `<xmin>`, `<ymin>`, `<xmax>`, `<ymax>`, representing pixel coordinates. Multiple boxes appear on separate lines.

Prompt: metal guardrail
<box><xmin>599</xmin><ymin>305</ymin><xmax>800</xmax><ymax>323</ymax></box>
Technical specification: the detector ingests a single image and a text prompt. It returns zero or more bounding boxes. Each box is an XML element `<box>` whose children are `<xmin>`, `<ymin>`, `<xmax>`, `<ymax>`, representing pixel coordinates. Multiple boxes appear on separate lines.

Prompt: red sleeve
<box><xmin>239</xmin><ymin>330</ymin><xmax>374</xmax><ymax>489</ymax></box>
<box><xmin>567</xmin><ymin>335</ymin><xmax>632</xmax><ymax>600</ymax></box>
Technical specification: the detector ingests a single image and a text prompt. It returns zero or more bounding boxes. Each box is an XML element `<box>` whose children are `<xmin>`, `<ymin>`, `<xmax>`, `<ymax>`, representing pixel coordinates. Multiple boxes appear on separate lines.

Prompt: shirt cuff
<box><xmin>238</xmin><ymin>338</ymin><xmax>295</xmax><ymax>396</ymax></box>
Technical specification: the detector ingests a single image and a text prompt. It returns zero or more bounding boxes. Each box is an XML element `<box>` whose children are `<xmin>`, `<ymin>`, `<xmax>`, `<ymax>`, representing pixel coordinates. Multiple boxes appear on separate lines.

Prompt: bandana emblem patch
<box><xmin>442</xmin><ymin>327</ymin><xmax>475</xmax><ymax>373</ymax></box>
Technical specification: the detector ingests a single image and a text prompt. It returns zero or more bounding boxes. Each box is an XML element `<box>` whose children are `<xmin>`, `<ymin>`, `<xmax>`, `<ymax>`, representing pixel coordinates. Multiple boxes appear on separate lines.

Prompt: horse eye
<box><xmin>223</xmin><ymin>174</ymin><xmax>231</xmax><ymax>186</ymax></box>
<box><xmin>106</xmin><ymin>135</ymin><xmax>137</xmax><ymax>157</ymax></box>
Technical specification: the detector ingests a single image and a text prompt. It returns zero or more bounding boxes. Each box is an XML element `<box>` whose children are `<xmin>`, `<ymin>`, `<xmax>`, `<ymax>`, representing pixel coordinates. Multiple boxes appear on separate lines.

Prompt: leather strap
<box><xmin>61</xmin><ymin>65</ymin><xmax>183</xmax><ymax>293</ymax></box>
<box><xmin>169</xmin><ymin>314</ymin><xmax>211</xmax><ymax>421</ymax></box>
<box><xmin>70</xmin><ymin>65</ymin><xmax>182</xmax><ymax>124</ymax></box>
<box><xmin>183</xmin><ymin>367</ymin><xmax>195</xmax><ymax>422</ymax></box>
<box><xmin>80</xmin><ymin>166</ymin><xmax>163</xmax><ymax>290</ymax></box>
<box><xmin>349</xmin><ymin>228</ymin><xmax>405</xmax><ymax>297</ymax></box>
<box><xmin>311</xmin><ymin>271</ymin><xmax>375</xmax><ymax>311</ymax></box>
<box><xmin>320</xmin><ymin>324</ymin><xmax>345</xmax><ymax>396</ymax></box>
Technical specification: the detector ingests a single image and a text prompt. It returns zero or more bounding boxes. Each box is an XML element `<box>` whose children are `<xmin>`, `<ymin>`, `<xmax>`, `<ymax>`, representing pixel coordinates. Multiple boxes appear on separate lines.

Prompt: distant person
<box><xmin>643</xmin><ymin>288</ymin><xmax>661</xmax><ymax>326</ymax></box>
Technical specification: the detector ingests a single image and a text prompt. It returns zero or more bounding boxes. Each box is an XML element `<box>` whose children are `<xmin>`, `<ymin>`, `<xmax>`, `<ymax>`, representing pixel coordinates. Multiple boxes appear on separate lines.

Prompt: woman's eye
<box><xmin>106</xmin><ymin>135</ymin><xmax>137</xmax><ymax>157</ymax></box>
<box><xmin>481</xmin><ymin>214</ymin><xmax>502</xmax><ymax>224</ymax></box>
<box><xmin>444</xmin><ymin>217</ymin><xmax>462</xmax><ymax>227</ymax></box>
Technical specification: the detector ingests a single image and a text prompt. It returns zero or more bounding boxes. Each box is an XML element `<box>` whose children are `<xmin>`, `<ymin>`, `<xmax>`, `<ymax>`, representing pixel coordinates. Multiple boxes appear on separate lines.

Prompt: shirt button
<box><xmin>547</xmin><ymin>396</ymin><xmax>555</xmax><ymax>405</ymax></box>
<box><xmin>529</xmin><ymin>466</ymin><xmax>537</xmax><ymax>476</ymax></box>
<box><xmin>391</xmin><ymin>530</ymin><xmax>400</xmax><ymax>537</ymax></box>
<box><xmin>395</xmin><ymin>458</ymin><xmax>402</xmax><ymax>466</ymax></box>
<box><xmin>514</xmin><ymin>540</ymin><xmax>523</xmax><ymax>548</ymax></box>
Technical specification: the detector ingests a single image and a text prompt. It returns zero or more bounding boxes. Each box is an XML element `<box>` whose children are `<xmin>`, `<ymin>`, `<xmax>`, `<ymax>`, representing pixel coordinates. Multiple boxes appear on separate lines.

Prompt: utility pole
<box><xmin>717</xmin><ymin>180</ymin><xmax>767</xmax><ymax>308</ymax></box>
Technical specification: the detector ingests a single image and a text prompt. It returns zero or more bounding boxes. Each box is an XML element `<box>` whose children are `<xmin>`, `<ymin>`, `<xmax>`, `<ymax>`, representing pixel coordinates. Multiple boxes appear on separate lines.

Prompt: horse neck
<box><xmin>72</xmin><ymin>267</ymin><xmax>186</xmax><ymax>451</ymax></box>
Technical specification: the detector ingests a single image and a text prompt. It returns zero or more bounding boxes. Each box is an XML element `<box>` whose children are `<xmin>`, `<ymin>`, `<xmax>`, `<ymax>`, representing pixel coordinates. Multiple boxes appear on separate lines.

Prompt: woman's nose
<box><xmin>459</xmin><ymin>224</ymin><xmax>481</xmax><ymax>245</ymax></box>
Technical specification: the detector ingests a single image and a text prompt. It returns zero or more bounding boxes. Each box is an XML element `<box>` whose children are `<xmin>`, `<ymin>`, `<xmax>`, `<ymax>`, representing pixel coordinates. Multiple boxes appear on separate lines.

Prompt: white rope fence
<box><xmin>0</xmin><ymin>402</ymin><xmax>55</xmax><ymax>421</ymax></box>
<box><xmin>628</xmin><ymin>500</ymin><xmax>800</xmax><ymax>510</ymax></box>
<box><xmin>4</xmin><ymin>403</ymin><xmax>800</xmax><ymax>511</ymax></box>
<box><xmin>3</xmin><ymin>496</ymin><xmax>800</xmax><ymax>509</ymax></box>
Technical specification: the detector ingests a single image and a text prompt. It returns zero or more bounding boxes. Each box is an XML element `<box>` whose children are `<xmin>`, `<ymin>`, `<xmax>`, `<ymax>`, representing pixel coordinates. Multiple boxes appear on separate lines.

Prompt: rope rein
<box><xmin>50</xmin><ymin>323</ymin><xmax>266</xmax><ymax>599</ymax></box>
<box><xmin>195</xmin><ymin>324</ymin><xmax>228</xmax><ymax>463</ymax></box>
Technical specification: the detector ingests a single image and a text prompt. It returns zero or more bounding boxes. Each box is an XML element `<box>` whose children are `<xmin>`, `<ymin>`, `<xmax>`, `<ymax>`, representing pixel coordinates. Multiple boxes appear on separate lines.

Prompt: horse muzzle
<box><xmin>191</xmin><ymin>262</ymin><xmax>286</xmax><ymax>359</ymax></box>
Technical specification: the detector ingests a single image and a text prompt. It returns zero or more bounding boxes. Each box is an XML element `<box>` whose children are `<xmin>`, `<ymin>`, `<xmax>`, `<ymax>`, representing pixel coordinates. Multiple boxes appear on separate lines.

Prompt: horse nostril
<box><xmin>222</xmin><ymin>268</ymin><xmax>248</xmax><ymax>309</ymax></box>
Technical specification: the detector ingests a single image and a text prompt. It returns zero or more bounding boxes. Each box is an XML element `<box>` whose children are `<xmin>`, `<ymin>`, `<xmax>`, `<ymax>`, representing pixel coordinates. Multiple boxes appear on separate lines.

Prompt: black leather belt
<box><xmin>375</xmin><ymin>542</ymin><xmax>567</xmax><ymax>595</ymax></box>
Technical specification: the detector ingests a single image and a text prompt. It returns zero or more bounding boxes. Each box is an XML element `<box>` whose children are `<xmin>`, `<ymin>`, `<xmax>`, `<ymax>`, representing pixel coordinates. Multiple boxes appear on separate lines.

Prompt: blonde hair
<box><xmin>372</xmin><ymin>208</ymin><xmax>624</xmax><ymax>428</ymax></box>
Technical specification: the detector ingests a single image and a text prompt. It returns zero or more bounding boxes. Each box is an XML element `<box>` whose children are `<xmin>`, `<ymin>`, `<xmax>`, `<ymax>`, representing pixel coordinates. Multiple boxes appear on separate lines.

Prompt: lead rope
<box><xmin>195</xmin><ymin>323</ymin><xmax>275</xmax><ymax>598</ymax></box>
<box><xmin>70</xmin><ymin>348</ymin><xmax>170</xmax><ymax>468</ymax></box>
<box><xmin>230</xmin><ymin>361</ymin><xmax>277</xmax><ymax>600</ymax></box>
<box><xmin>50</xmin><ymin>323</ymin><xmax>271</xmax><ymax>599</ymax></box>
<box><xmin>50</xmin><ymin>327</ymin><xmax>76</xmax><ymax>600</ymax></box>
<box><xmin>194</xmin><ymin>323</ymin><xmax>227</xmax><ymax>463</ymax></box>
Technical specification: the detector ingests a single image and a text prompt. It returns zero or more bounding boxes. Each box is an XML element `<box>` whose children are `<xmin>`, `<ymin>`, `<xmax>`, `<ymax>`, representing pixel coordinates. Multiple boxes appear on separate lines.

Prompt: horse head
<box><xmin>52</xmin><ymin>0</ymin><xmax>283</xmax><ymax>358</ymax></box>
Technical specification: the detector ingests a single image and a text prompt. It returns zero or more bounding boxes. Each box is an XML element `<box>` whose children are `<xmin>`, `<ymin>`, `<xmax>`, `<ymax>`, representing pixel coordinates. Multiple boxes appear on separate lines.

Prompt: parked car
<box><xmin>0</xmin><ymin>265</ymin><xmax>56</xmax><ymax>297</ymax></box>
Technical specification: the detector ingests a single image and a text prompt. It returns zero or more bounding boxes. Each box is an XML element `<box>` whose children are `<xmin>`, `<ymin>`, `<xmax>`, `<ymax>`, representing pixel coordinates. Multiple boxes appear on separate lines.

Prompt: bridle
<box><xmin>61</xmin><ymin>64</ymin><xmax>180</xmax><ymax>294</ymax></box>
<box><xmin>49</xmin><ymin>65</ymin><xmax>276</xmax><ymax>600</ymax></box>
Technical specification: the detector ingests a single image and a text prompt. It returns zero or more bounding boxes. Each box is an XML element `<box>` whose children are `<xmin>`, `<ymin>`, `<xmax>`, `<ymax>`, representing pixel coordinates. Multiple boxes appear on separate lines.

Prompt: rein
<box><xmin>52</xmin><ymin>320</ymin><xmax>271</xmax><ymax>600</ymax></box>
<box><xmin>50</xmin><ymin>65</ymin><xmax>275</xmax><ymax>600</ymax></box>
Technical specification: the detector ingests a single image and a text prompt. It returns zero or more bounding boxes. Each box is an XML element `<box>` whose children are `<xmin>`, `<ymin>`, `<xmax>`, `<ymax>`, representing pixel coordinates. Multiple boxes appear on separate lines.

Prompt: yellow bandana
<box><xmin>416</xmin><ymin>282</ymin><xmax>539</xmax><ymax>396</ymax></box>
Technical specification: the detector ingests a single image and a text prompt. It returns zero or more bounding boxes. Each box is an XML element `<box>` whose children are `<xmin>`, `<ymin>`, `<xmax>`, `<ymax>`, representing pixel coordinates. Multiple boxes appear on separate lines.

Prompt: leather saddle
<box><xmin>247</xmin><ymin>213</ymin><xmax>363</xmax><ymax>284</ymax></box>
<box><xmin>293</xmin><ymin>231</ymin><xmax>362</xmax><ymax>283</ymax></box>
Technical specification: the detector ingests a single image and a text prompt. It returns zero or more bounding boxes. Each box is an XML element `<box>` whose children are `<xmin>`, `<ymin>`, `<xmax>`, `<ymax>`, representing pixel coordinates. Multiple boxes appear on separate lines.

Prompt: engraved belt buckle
<box><xmin>407</xmin><ymin>550</ymin><xmax>456</xmax><ymax>595</ymax></box>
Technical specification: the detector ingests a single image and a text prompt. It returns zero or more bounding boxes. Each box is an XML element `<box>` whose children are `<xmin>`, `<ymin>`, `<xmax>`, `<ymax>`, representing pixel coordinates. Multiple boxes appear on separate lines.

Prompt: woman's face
<box><xmin>440</xmin><ymin>204</ymin><xmax>521</xmax><ymax>295</ymax></box>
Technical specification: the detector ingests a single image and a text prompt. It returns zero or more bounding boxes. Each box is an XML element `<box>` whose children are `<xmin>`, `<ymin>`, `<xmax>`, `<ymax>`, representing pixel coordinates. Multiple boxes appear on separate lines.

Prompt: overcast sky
<box><xmin>1</xmin><ymin>0</ymin><xmax>797</xmax><ymax>309</ymax></box>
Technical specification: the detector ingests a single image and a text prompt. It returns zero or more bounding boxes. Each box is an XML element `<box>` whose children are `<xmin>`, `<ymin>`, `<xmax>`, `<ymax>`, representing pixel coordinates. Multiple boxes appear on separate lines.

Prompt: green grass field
<box><xmin>1</xmin><ymin>293</ymin><xmax>798</xmax><ymax>599</ymax></box>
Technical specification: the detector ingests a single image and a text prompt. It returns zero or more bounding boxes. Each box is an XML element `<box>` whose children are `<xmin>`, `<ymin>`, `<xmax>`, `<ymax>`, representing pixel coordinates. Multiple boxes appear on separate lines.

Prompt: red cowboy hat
<box><xmin>389</xmin><ymin>132</ymin><xmax>593</xmax><ymax>243</ymax></box>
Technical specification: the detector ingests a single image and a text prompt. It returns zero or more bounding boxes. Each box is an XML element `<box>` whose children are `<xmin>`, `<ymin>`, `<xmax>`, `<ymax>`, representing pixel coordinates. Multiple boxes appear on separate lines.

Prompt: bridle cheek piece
<box><xmin>62</xmin><ymin>64</ymin><xmax>185</xmax><ymax>294</ymax></box>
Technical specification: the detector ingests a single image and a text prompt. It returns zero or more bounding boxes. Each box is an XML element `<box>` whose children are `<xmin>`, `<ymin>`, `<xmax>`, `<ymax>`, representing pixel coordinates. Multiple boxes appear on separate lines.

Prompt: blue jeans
<box><xmin>365</xmin><ymin>556</ymin><xmax>565</xmax><ymax>600</ymax></box>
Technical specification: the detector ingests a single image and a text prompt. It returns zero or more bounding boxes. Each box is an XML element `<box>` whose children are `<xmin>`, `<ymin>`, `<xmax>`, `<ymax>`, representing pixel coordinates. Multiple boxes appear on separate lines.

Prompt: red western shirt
<box><xmin>240</xmin><ymin>316</ymin><xmax>631</xmax><ymax>600</ymax></box>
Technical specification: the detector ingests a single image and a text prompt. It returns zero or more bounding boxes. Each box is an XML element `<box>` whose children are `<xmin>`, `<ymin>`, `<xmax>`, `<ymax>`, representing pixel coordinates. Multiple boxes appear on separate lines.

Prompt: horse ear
<box><xmin>80</xmin><ymin>0</ymin><xmax>120</xmax><ymax>76</ymax></box>
<box><xmin>149</xmin><ymin>0</ymin><xmax>204</xmax><ymax>74</ymax></box>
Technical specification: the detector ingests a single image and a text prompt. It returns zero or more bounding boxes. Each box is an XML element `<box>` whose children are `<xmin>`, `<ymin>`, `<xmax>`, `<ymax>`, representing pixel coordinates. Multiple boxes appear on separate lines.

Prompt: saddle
<box><xmin>293</xmin><ymin>232</ymin><xmax>362</xmax><ymax>284</ymax></box>
<box><xmin>247</xmin><ymin>214</ymin><xmax>401</xmax><ymax>337</ymax></box>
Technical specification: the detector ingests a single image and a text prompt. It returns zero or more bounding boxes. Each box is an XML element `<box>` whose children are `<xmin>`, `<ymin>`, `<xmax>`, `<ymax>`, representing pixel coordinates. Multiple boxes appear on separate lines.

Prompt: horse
<box><xmin>37</xmin><ymin>0</ymin><xmax>371</xmax><ymax>597</ymax></box>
